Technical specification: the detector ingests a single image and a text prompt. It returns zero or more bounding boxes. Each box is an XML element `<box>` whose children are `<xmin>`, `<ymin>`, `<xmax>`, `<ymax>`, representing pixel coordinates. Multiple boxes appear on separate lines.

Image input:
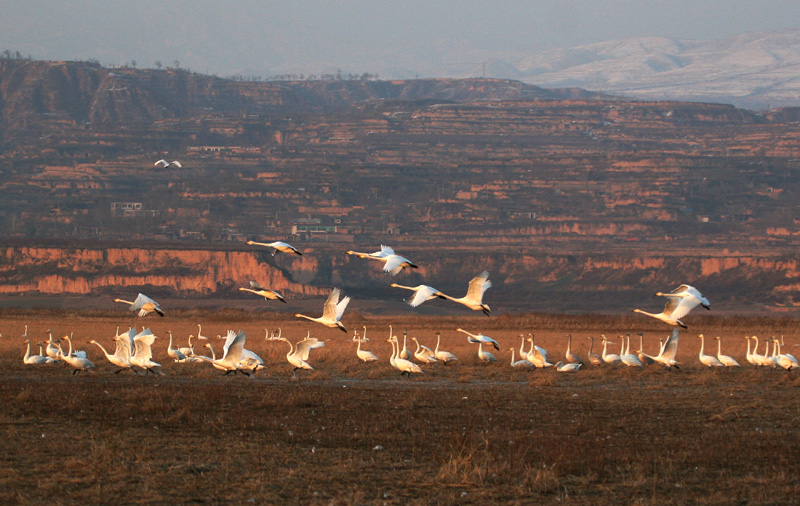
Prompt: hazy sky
<box><xmin>2</xmin><ymin>1</ymin><xmax>799</xmax><ymax>78</ymax></box>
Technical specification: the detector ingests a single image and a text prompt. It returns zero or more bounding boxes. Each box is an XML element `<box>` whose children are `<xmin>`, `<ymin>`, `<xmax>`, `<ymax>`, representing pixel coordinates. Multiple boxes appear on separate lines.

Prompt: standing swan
<box><xmin>434</xmin><ymin>332</ymin><xmax>458</xmax><ymax>364</ymax></box>
<box><xmin>387</xmin><ymin>335</ymin><xmax>423</xmax><ymax>376</ymax></box>
<box><xmin>166</xmin><ymin>331</ymin><xmax>187</xmax><ymax>362</ymax></box>
<box><xmin>586</xmin><ymin>336</ymin><xmax>603</xmax><ymax>365</ymax></box>
<box><xmin>600</xmin><ymin>335</ymin><xmax>621</xmax><ymax>365</ymax></box>
<box><xmin>23</xmin><ymin>340</ymin><xmax>49</xmax><ymax>364</ymax></box>
<box><xmin>714</xmin><ymin>336</ymin><xmax>740</xmax><ymax>367</ymax></box>
<box><xmin>60</xmin><ymin>334</ymin><xmax>96</xmax><ymax>374</ymax></box>
<box><xmin>356</xmin><ymin>326</ymin><xmax>379</xmax><ymax>363</ymax></box>
<box><xmin>113</xmin><ymin>293</ymin><xmax>165</xmax><ymax>317</ymax></box>
<box><xmin>246</xmin><ymin>240</ymin><xmax>302</xmax><ymax>256</ymax></box>
<box><xmin>698</xmin><ymin>334</ymin><xmax>724</xmax><ymax>367</ymax></box>
<box><xmin>294</xmin><ymin>287</ymin><xmax>350</xmax><ymax>333</ymax></box>
<box><xmin>565</xmin><ymin>334</ymin><xmax>583</xmax><ymax>365</ymax></box>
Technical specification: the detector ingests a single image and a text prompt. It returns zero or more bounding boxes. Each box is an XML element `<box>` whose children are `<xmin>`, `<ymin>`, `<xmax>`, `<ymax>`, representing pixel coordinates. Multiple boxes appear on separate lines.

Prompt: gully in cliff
<box><xmin>113</xmin><ymin>293</ymin><xmax>165</xmax><ymax>317</ymax></box>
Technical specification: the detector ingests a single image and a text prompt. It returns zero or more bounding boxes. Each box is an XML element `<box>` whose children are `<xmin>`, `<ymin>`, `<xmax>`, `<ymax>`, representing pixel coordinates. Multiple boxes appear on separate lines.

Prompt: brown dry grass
<box><xmin>2</xmin><ymin>311</ymin><xmax>799</xmax><ymax>505</ymax></box>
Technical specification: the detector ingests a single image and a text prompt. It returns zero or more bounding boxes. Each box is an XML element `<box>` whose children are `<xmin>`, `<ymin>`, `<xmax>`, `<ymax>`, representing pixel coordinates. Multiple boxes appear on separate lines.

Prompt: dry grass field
<box><xmin>2</xmin><ymin>310</ymin><xmax>800</xmax><ymax>505</ymax></box>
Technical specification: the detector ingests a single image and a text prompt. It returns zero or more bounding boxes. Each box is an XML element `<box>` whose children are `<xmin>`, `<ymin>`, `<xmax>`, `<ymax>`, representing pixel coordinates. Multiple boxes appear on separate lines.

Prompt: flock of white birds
<box><xmin>14</xmin><ymin>241</ymin><xmax>800</xmax><ymax>376</ymax></box>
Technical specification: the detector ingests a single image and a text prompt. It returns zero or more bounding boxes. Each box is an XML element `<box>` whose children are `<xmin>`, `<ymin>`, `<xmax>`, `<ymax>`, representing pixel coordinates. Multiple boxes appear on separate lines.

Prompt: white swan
<box><xmin>456</xmin><ymin>328</ymin><xmax>499</xmax><ymax>350</ymax></box>
<box><xmin>387</xmin><ymin>335</ymin><xmax>423</xmax><ymax>376</ymax></box>
<box><xmin>565</xmin><ymin>334</ymin><xmax>583</xmax><ymax>365</ymax></box>
<box><xmin>389</xmin><ymin>283</ymin><xmax>442</xmax><ymax>308</ymax></box>
<box><xmin>154</xmin><ymin>159</ymin><xmax>181</xmax><ymax>168</ymax></box>
<box><xmin>411</xmin><ymin>336</ymin><xmax>439</xmax><ymax>364</ymax></box>
<box><xmin>346</xmin><ymin>244</ymin><xmax>418</xmax><ymax>276</ymax></box>
<box><xmin>130</xmin><ymin>328</ymin><xmax>162</xmax><ymax>374</ymax></box>
<box><xmin>247</xmin><ymin>240</ymin><xmax>302</xmax><ymax>256</ymax></box>
<box><xmin>279</xmin><ymin>332</ymin><xmax>326</xmax><ymax>377</ymax></box>
<box><xmin>509</xmin><ymin>347</ymin><xmax>534</xmax><ymax>369</ymax></box>
<box><xmin>23</xmin><ymin>340</ymin><xmax>49</xmax><ymax>364</ymax></box>
<box><xmin>294</xmin><ymin>287</ymin><xmax>350</xmax><ymax>333</ymax></box>
<box><xmin>714</xmin><ymin>336</ymin><xmax>740</xmax><ymax>367</ymax></box>
<box><xmin>743</xmin><ymin>336</ymin><xmax>757</xmax><ymax>366</ymax></box>
<box><xmin>179</xmin><ymin>333</ymin><xmax>205</xmax><ymax>363</ymax></box>
<box><xmin>89</xmin><ymin>337</ymin><xmax>134</xmax><ymax>373</ymax></box>
<box><xmin>633</xmin><ymin>284</ymin><xmax>709</xmax><ymax>328</ymax></box>
<box><xmin>37</xmin><ymin>343</ymin><xmax>56</xmax><ymax>364</ymax></box>
<box><xmin>474</xmin><ymin>342</ymin><xmax>496</xmax><ymax>363</ymax></box>
<box><xmin>772</xmin><ymin>338</ymin><xmax>799</xmax><ymax>370</ymax></box>
<box><xmin>113</xmin><ymin>293</ymin><xmax>165</xmax><ymax>317</ymax></box>
<box><xmin>698</xmin><ymin>334</ymin><xmax>724</xmax><ymax>367</ymax></box>
<box><xmin>193</xmin><ymin>330</ymin><xmax>252</xmax><ymax>375</ymax></box>
<box><xmin>586</xmin><ymin>336</ymin><xmax>604</xmax><ymax>366</ymax></box>
<box><xmin>239</xmin><ymin>281</ymin><xmax>287</xmax><ymax>303</ymax></box>
<box><xmin>164</xmin><ymin>331</ymin><xmax>187</xmax><ymax>362</ymax></box>
<box><xmin>636</xmin><ymin>332</ymin><xmax>655</xmax><ymax>366</ymax></box>
<box><xmin>600</xmin><ymin>335</ymin><xmax>621</xmax><ymax>365</ymax></box>
<box><xmin>59</xmin><ymin>334</ymin><xmax>96</xmax><ymax>374</ymax></box>
<box><xmin>434</xmin><ymin>332</ymin><xmax>458</xmax><ymax>364</ymax></box>
<box><xmin>525</xmin><ymin>337</ymin><xmax>553</xmax><ymax>368</ymax></box>
<box><xmin>435</xmin><ymin>271</ymin><xmax>492</xmax><ymax>315</ymax></box>
<box><xmin>44</xmin><ymin>330</ymin><xmax>62</xmax><ymax>362</ymax></box>
<box><xmin>355</xmin><ymin>326</ymin><xmax>379</xmax><ymax>363</ymax></box>
<box><xmin>651</xmin><ymin>328</ymin><xmax>681</xmax><ymax>370</ymax></box>
<box><xmin>620</xmin><ymin>334</ymin><xmax>644</xmax><ymax>367</ymax></box>
<box><xmin>555</xmin><ymin>361</ymin><xmax>582</xmax><ymax>372</ymax></box>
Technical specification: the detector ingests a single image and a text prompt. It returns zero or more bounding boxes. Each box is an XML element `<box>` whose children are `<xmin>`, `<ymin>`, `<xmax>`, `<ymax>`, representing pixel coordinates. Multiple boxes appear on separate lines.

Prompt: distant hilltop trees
<box><xmin>1</xmin><ymin>50</ymin><xmax>33</xmax><ymax>60</ymax></box>
<box><xmin>230</xmin><ymin>71</ymin><xmax>381</xmax><ymax>82</ymax></box>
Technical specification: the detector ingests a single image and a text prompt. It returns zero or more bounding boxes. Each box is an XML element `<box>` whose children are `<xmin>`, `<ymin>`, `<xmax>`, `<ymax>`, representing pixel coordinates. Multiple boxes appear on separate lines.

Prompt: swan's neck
<box><xmin>92</xmin><ymin>341</ymin><xmax>110</xmax><ymax>358</ymax></box>
<box><xmin>24</xmin><ymin>342</ymin><xmax>31</xmax><ymax>360</ymax></box>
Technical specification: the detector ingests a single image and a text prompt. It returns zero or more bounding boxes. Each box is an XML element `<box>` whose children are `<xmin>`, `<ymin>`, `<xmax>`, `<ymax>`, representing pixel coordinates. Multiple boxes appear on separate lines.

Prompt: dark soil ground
<box><xmin>2</xmin><ymin>312</ymin><xmax>799</xmax><ymax>505</ymax></box>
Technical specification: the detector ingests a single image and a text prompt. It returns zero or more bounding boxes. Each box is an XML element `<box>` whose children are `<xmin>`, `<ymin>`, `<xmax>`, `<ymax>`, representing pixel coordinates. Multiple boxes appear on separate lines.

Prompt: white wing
<box><xmin>154</xmin><ymin>159</ymin><xmax>169</xmax><ymax>168</ymax></box>
<box><xmin>133</xmin><ymin>328</ymin><xmax>156</xmax><ymax>359</ymax></box>
<box><xmin>383</xmin><ymin>255</ymin><xmax>406</xmax><ymax>276</ymax></box>
<box><xmin>321</xmin><ymin>288</ymin><xmax>342</xmax><ymax>320</ymax></box>
<box><xmin>378</xmin><ymin>245</ymin><xmax>395</xmax><ymax>257</ymax></box>
<box><xmin>667</xmin><ymin>296</ymin><xmax>701</xmax><ymax>321</ymax></box>
<box><xmin>407</xmin><ymin>285</ymin><xmax>439</xmax><ymax>307</ymax></box>
<box><xmin>335</xmin><ymin>296</ymin><xmax>351</xmax><ymax>321</ymax></box>
<box><xmin>465</xmin><ymin>271</ymin><xmax>491</xmax><ymax>301</ymax></box>
<box><xmin>170</xmin><ymin>160</ymin><xmax>182</xmax><ymax>168</ymax></box>
<box><xmin>660</xmin><ymin>328</ymin><xmax>680</xmax><ymax>360</ymax></box>
<box><xmin>296</xmin><ymin>337</ymin><xmax>325</xmax><ymax>361</ymax></box>
<box><xmin>222</xmin><ymin>330</ymin><xmax>246</xmax><ymax>363</ymax></box>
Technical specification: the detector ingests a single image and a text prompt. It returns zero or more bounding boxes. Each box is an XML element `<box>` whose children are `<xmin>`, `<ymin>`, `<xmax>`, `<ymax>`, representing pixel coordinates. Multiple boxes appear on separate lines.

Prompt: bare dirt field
<box><xmin>2</xmin><ymin>310</ymin><xmax>799</xmax><ymax>505</ymax></box>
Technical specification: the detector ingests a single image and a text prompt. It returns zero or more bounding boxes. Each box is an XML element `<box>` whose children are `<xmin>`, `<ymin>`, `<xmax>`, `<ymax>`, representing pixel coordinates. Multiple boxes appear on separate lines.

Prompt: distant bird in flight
<box><xmin>154</xmin><ymin>159</ymin><xmax>182</xmax><ymax>168</ymax></box>
<box><xmin>247</xmin><ymin>240</ymin><xmax>302</xmax><ymax>256</ymax></box>
<box><xmin>113</xmin><ymin>293</ymin><xmax>165</xmax><ymax>317</ymax></box>
<box><xmin>239</xmin><ymin>281</ymin><xmax>287</xmax><ymax>303</ymax></box>
<box><xmin>346</xmin><ymin>244</ymin><xmax>418</xmax><ymax>276</ymax></box>
<box><xmin>633</xmin><ymin>284</ymin><xmax>709</xmax><ymax>328</ymax></box>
